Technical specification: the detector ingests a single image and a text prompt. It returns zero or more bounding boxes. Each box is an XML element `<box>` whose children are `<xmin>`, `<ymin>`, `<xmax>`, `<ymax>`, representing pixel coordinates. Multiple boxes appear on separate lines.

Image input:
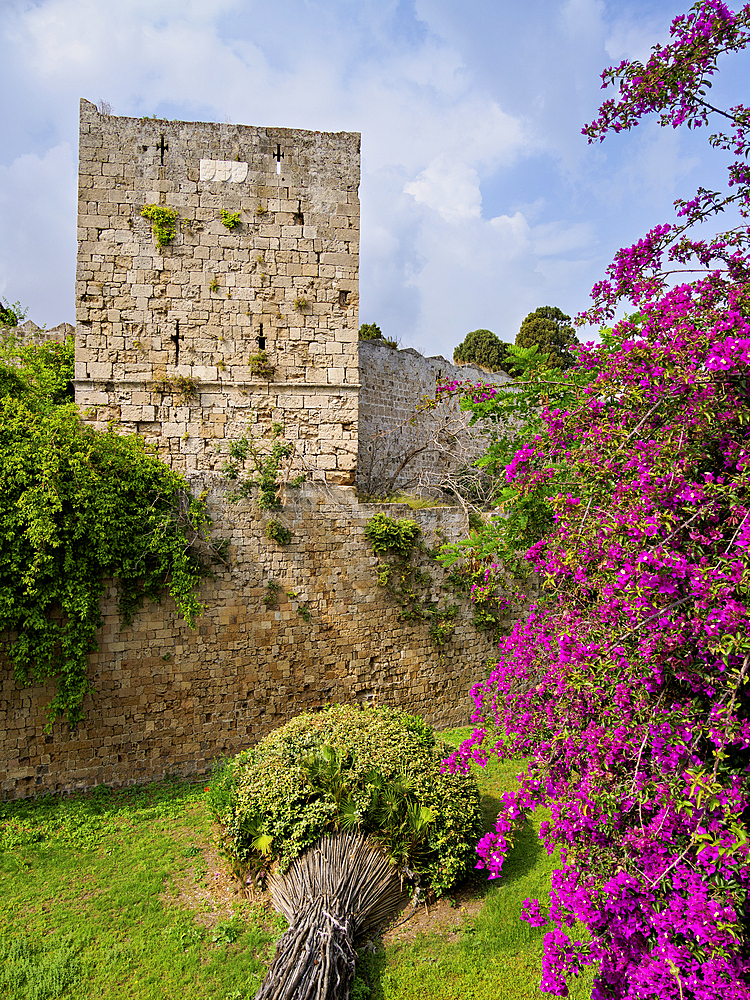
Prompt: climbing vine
<box><xmin>0</xmin><ymin>335</ymin><xmax>210</xmax><ymax>729</ymax></box>
<box><xmin>364</xmin><ymin>513</ymin><xmax>458</xmax><ymax>647</ymax></box>
<box><xmin>223</xmin><ymin>422</ymin><xmax>295</xmax><ymax>509</ymax></box>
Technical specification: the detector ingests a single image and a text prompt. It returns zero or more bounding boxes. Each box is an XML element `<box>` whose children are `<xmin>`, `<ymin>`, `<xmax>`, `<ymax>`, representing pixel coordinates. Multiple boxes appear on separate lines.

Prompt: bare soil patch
<box><xmin>381</xmin><ymin>870</ymin><xmax>492</xmax><ymax>945</ymax></box>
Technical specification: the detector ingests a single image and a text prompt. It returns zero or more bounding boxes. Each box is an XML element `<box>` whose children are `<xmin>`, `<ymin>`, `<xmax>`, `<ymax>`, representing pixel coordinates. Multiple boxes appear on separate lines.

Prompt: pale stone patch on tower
<box><xmin>199</xmin><ymin>159</ymin><xmax>249</xmax><ymax>182</ymax></box>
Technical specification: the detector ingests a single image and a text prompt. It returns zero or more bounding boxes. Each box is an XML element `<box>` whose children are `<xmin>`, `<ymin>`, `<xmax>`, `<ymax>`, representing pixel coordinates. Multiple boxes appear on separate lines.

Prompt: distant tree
<box><xmin>515</xmin><ymin>305</ymin><xmax>578</xmax><ymax>369</ymax></box>
<box><xmin>0</xmin><ymin>299</ymin><xmax>27</xmax><ymax>328</ymax></box>
<box><xmin>359</xmin><ymin>322</ymin><xmax>383</xmax><ymax>341</ymax></box>
<box><xmin>453</xmin><ymin>329</ymin><xmax>517</xmax><ymax>374</ymax></box>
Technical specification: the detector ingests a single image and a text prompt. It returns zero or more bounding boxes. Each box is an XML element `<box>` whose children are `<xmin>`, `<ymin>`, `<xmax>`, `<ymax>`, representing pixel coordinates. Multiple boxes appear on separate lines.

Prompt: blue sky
<box><xmin>0</xmin><ymin>0</ymin><xmax>745</xmax><ymax>360</ymax></box>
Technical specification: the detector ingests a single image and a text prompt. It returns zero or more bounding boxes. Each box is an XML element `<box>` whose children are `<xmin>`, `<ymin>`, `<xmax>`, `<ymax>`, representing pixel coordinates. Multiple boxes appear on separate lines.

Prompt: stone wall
<box><xmin>0</xmin><ymin>106</ymin><xmax>524</xmax><ymax>801</ymax></box>
<box><xmin>357</xmin><ymin>338</ymin><xmax>511</xmax><ymax>495</ymax></box>
<box><xmin>0</xmin><ymin>484</ymin><xmax>507</xmax><ymax>800</ymax></box>
<box><xmin>1</xmin><ymin>321</ymin><xmax>74</xmax><ymax>347</ymax></box>
<box><xmin>74</xmin><ymin>100</ymin><xmax>360</xmax><ymax>484</ymax></box>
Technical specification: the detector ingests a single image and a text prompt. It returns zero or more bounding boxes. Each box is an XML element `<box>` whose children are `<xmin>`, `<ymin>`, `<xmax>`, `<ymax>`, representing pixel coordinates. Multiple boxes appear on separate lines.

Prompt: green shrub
<box><xmin>140</xmin><ymin>204</ymin><xmax>179</xmax><ymax>248</ymax></box>
<box><xmin>249</xmin><ymin>351</ymin><xmax>274</xmax><ymax>380</ymax></box>
<box><xmin>0</xmin><ymin>335</ymin><xmax>74</xmax><ymax>406</ymax></box>
<box><xmin>0</xmin><ymin>298</ymin><xmax>27</xmax><ymax>328</ymax></box>
<box><xmin>358</xmin><ymin>322</ymin><xmax>383</xmax><ymax>341</ymax></box>
<box><xmin>265</xmin><ymin>519</ymin><xmax>292</xmax><ymax>545</ymax></box>
<box><xmin>210</xmin><ymin>704</ymin><xmax>482</xmax><ymax>897</ymax></box>
<box><xmin>453</xmin><ymin>328</ymin><xmax>513</xmax><ymax>372</ymax></box>
<box><xmin>364</xmin><ymin>513</ymin><xmax>420</xmax><ymax>559</ymax></box>
<box><xmin>220</xmin><ymin>209</ymin><xmax>242</xmax><ymax>231</ymax></box>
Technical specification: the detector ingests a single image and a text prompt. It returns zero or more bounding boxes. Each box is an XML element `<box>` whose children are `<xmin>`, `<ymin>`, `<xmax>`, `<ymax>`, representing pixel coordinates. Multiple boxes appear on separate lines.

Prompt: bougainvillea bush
<box><xmin>445</xmin><ymin>4</ymin><xmax>750</xmax><ymax>998</ymax></box>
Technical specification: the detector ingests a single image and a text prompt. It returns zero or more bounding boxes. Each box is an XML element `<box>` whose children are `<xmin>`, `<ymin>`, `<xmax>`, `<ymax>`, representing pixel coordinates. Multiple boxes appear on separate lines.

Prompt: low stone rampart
<box><xmin>1</xmin><ymin>484</ymin><xmax>507</xmax><ymax>800</ymax></box>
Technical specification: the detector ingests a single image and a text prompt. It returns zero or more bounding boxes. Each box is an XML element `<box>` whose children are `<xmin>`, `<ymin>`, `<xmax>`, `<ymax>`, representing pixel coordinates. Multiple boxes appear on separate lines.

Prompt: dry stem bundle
<box><xmin>256</xmin><ymin>829</ymin><xmax>406</xmax><ymax>1000</ymax></box>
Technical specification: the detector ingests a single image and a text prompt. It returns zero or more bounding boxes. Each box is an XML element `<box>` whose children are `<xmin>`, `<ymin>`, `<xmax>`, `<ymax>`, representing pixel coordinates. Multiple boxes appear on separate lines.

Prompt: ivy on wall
<box><xmin>0</xmin><ymin>335</ymin><xmax>209</xmax><ymax>729</ymax></box>
<box><xmin>364</xmin><ymin>513</ymin><xmax>459</xmax><ymax>648</ymax></box>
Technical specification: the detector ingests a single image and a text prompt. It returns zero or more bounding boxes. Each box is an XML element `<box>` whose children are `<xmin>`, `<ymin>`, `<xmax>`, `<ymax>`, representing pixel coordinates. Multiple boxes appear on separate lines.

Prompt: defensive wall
<box><xmin>2</xmin><ymin>321</ymin><xmax>74</xmax><ymax>348</ymax></box>
<box><xmin>0</xmin><ymin>104</ymin><xmax>516</xmax><ymax>799</ymax></box>
<box><xmin>0</xmin><ymin>487</ymin><xmax>508</xmax><ymax>800</ymax></box>
<box><xmin>357</xmin><ymin>338</ymin><xmax>510</xmax><ymax>495</ymax></box>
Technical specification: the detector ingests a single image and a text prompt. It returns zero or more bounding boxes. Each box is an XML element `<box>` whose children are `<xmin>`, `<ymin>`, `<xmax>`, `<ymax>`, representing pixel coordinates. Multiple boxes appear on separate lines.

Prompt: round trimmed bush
<box><xmin>209</xmin><ymin>704</ymin><xmax>482</xmax><ymax>898</ymax></box>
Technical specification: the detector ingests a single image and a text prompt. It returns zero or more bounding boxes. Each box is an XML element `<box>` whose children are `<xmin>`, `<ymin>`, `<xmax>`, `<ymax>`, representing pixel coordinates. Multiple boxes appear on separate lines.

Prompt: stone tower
<box><xmin>74</xmin><ymin>99</ymin><xmax>360</xmax><ymax>484</ymax></box>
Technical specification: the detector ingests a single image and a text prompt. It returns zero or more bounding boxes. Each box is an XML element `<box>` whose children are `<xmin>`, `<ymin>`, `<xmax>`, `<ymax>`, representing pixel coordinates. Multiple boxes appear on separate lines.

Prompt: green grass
<box><xmin>0</xmin><ymin>779</ymin><xmax>282</xmax><ymax>1000</ymax></box>
<box><xmin>358</xmin><ymin>491</ymin><xmax>452</xmax><ymax>509</ymax></box>
<box><xmin>352</xmin><ymin>727</ymin><xmax>595</xmax><ymax>999</ymax></box>
<box><xmin>0</xmin><ymin>732</ymin><xmax>594</xmax><ymax>1000</ymax></box>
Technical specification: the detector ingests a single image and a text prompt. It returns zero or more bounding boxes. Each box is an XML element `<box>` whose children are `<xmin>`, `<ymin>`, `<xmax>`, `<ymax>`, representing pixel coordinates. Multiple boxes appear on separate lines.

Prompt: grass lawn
<box><xmin>1</xmin><ymin>729</ymin><xmax>595</xmax><ymax>1000</ymax></box>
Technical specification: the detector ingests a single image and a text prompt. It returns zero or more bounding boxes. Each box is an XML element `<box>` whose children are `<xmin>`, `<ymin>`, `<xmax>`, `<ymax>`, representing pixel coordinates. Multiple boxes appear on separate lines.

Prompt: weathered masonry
<box><xmin>75</xmin><ymin>99</ymin><xmax>360</xmax><ymax>484</ymax></box>
<box><xmin>1</xmin><ymin>492</ymin><xmax>507</xmax><ymax>800</ymax></box>
<box><xmin>0</xmin><ymin>105</ymin><xmax>517</xmax><ymax>799</ymax></box>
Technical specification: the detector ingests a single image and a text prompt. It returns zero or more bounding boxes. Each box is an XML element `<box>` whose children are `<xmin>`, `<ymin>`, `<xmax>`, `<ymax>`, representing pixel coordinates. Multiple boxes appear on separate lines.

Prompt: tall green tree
<box><xmin>453</xmin><ymin>328</ymin><xmax>517</xmax><ymax>374</ymax></box>
<box><xmin>515</xmin><ymin>305</ymin><xmax>578</xmax><ymax>370</ymax></box>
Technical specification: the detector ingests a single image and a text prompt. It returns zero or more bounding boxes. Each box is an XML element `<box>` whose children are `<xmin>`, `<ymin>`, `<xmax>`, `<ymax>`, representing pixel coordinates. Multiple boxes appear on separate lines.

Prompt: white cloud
<box><xmin>489</xmin><ymin>212</ymin><xmax>532</xmax><ymax>254</ymax></box>
<box><xmin>530</xmin><ymin>220</ymin><xmax>596</xmax><ymax>257</ymax></box>
<box><xmin>405</xmin><ymin>157</ymin><xmax>482</xmax><ymax>223</ymax></box>
<box><xmin>604</xmin><ymin>11</ymin><xmax>673</xmax><ymax>64</ymax></box>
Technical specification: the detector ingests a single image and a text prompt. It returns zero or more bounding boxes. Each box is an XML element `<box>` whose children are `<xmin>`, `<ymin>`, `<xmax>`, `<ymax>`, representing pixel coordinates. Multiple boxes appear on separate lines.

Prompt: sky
<box><xmin>0</xmin><ymin>0</ymin><xmax>746</xmax><ymax>360</ymax></box>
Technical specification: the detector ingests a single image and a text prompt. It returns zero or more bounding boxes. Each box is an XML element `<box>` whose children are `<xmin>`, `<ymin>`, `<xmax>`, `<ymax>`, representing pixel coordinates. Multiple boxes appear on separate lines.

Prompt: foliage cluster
<box><xmin>581</xmin><ymin>0</ymin><xmax>750</xmax><ymax>324</ymax></box>
<box><xmin>222</xmin><ymin>424</ymin><xmax>295</xmax><ymax>509</ymax></box>
<box><xmin>364</xmin><ymin>512</ymin><xmax>420</xmax><ymax>558</ymax></box>
<box><xmin>438</xmin><ymin>342</ymin><xmax>586</xmax><ymax>580</ymax></box>
<box><xmin>154</xmin><ymin>373</ymin><xmax>199</xmax><ymax>402</ymax></box>
<box><xmin>209</xmin><ymin>704</ymin><xmax>483</xmax><ymax>897</ymax></box>
<box><xmin>0</xmin><ymin>334</ymin><xmax>208</xmax><ymax>728</ymax></box>
<box><xmin>515</xmin><ymin>306</ymin><xmax>578</xmax><ymax>371</ymax></box>
<box><xmin>262</xmin><ymin>579</ymin><xmax>281</xmax><ymax>607</ymax></box>
<box><xmin>0</xmin><ymin>335</ymin><xmax>75</xmax><ymax>405</ymax></box>
<box><xmin>140</xmin><ymin>204</ymin><xmax>179</xmax><ymax>248</ymax></box>
<box><xmin>359</xmin><ymin>321</ymin><xmax>398</xmax><ymax>349</ymax></box>
<box><xmin>0</xmin><ymin>298</ymin><xmax>28</xmax><ymax>328</ymax></box>
<box><xmin>435</xmin><ymin>341</ymin><xmax>593</xmax><ymax>639</ymax></box>
<box><xmin>249</xmin><ymin>350</ymin><xmax>274</xmax><ymax>379</ymax></box>
<box><xmin>445</xmin><ymin>5</ymin><xmax>750</xmax><ymax>998</ymax></box>
<box><xmin>365</xmin><ymin>513</ymin><xmax>459</xmax><ymax>645</ymax></box>
<box><xmin>220</xmin><ymin>209</ymin><xmax>242</xmax><ymax>231</ymax></box>
<box><xmin>453</xmin><ymin>328</ymin><xmax>516</xmax><ymax>374</ymax></box>
<box><xmin>359</xmin><ymin>322</ymin><xmax>383</xmax><ymax>341</ymax></box>
<box><xmin>264</xmin><ymin>518</ymin><xmax>292</xmax><ymax>546</ymax></box>
<box><xmin>452</xmin><ymin>312</ymin><xmax>577</xmax><ymax>376</ymax></box>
